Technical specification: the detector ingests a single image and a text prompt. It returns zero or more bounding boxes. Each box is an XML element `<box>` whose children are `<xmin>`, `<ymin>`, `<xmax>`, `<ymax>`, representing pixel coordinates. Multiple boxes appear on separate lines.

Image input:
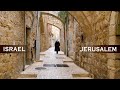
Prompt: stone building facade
<box><xmin>68</xmin><ymin>11</ymin><xmax>120</xmax><ymax>79</ymax></box>
<box><xmin>0</xmin><ymin>11</ymin><xmax>120</xmax><ymax>79</ymax></box>
<box><xmin>25</xmin><ymin>11</ymin><xmax>38</xmax><ymax>65</ymax></box>
<box><xmin>0</xmin><ymin>11</ymin><xmax>40</xmax><ymax>79</ymax></box>
<box><xmin>0</xmin><ymin>11</ymin><xmax>25</xmax><ymax>79</ymax></box>
<box><xmin>66</xmin><ymin>14</ymin><xmax>79</xmax><ymax>60</ymax></box>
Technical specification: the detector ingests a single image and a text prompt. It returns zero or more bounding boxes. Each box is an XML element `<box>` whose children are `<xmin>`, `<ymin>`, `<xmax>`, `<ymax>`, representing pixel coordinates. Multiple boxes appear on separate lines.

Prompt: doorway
<box><xmin>26</xmin><ymin>27</ymin><xmax>32</xmax><ymax>65</ymax></box>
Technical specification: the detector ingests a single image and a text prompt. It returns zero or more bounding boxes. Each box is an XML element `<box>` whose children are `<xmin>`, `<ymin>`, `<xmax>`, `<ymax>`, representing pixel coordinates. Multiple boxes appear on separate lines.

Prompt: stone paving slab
<box><xmin>20</xmin><ymin>62</ymin><xmax>43</xmax><ymax>75</ymax></box>
<box><xmin>63</xmin><ymin>57</ymin><xmax>74</xmax><ymax>63</ymax></box>
<box><xmin>39</xmin><ymin>55</ymin><xmax>45</xmax><ymax>61</ymax></box>
<box><xmin>40</xmin><ymin>51</ymin><xmax>46</xmax><ymax>53</ymax></box>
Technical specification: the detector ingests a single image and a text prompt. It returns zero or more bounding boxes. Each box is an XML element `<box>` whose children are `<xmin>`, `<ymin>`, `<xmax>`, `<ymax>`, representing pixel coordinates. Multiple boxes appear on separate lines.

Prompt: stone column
<box><xmin>36</xmin><ymin>11</ymin><xmax>40</xmax><ymax>60</ymax></box>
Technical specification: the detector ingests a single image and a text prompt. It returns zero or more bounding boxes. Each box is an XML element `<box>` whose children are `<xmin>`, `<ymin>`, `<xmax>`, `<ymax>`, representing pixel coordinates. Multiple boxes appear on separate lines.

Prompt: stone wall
<box><xmin>0</xmin><ymin>11</ymin><xmax>24</xmax><ymax>79</ymax></box>
<box><xmin>25</xmin><ymin>11</ymin><xmax>38</xmax><ymax>64</ymax></box>
<box><xmin>69</xmin><ymin>11</ymin><xmax>120</xmax><ymax>79</ymax></box>
<box><xmin>107</xmin><ymin>12</ymin><xmax>120</xmax><ymax>79</ymax></box>
<box><xmin>0</xmin><ymin>11</ymin><xmax>38</xmax><ymax>79</ymax></box>
<box><xmin>47</xmin><ymin>24</ymin><xmax>52</xmax><ymax>48</ymax></box>
<box><xmin>67</xmin><ymin>15</ymin><xmax>77</xmax><ymax>60</ymax></box>
<box><xmin>40</xmin><ymin>15</ymin><xmax>50</xmax><ymax>52</ymax></box>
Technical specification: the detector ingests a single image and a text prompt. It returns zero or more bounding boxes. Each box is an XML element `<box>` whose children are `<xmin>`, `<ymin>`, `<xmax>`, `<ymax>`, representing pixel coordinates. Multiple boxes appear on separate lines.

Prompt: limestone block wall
<box><xmin>107</xmin><ymin>12</ymin><xmax>120</xmax><ymax>79</ymax></box>
<box><xmin>83</xmin><ymin>11</ymin><xmax>111</xmax><ymax>79</ymax></box>
<box><xmin>47</xmin><ymin>24</ymin><xmax>52</xmax><ymax>48</ymax></box>
<box><xmin>67</xmin><ymin>15</ymin><xmax>77</xmax><ymax>60</ymax></box>
<box><xmin>0</xmin><ymin>11</ymin><xmax>38</xmax><ymax>79</ymax></box>
<box><xmin>40</xmin><ymin>15</ymin><xmax>49</xmax><ymax>52</ymax></box>
<box><xmin>69</xmin><ymin>11</ymin><xmax>120</xmax><ymax>79</ymax></box>
<box><xmin>25</xmin><ymin>11</ymin><xmax>38</xmax><ymax>64</ymax></box>
<box><xmin>0</xmin><ymin>11</ymin><xmax>24</xmax><ymax>79</ymax></box>
<box><xmin>74</xmin><ymin>19</ymin><xmax>81</xmax><ymax>65</ymax></box>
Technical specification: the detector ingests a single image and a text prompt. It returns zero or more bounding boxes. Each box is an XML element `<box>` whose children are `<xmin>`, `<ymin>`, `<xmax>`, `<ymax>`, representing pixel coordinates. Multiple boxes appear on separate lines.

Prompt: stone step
<box><xmin>63</xmin><ymin>57</ymin><xmax>74</xmax><ymax>63</ymax></box>
<box><xmin>72</xmin><ymin>73</ymin><xmax>89</xmax><ymax>77</ymax></box>
<box><xmin>73</xmin><ymin>77</ymin><xmax>93</xmax><ymax>79</ymax></box>
<box><xmin>35</xmin><ymin>60</ymin><xmax>43</xmax><ymax>62</ymax></box>
<box><xmin>63</xmin><ymin>61</ymin><xmax>74</xmax><ymax>63</ymax></box>
<box><xmin>25</xmin><ymin>65</ymin><xmax>30</xmax><ymax>69</ymax></box>
<box><xmin>17</xmin><ymin>74</ymin><xmax>37</xmax><ymax>79</ymax></box>
<box><xmin>17</xmin><ymin>78</ymin><xmax>37</xmax><ymax>79</ymax></box>
<box><xmin>72</xmin><ymin>73</ymin><xmax>93</xmax><ymax>79</ymax></box>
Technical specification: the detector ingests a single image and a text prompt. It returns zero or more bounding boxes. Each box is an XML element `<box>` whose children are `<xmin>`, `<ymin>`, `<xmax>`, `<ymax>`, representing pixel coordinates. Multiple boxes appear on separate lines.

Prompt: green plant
<box><xmin>58</xmin><ymin>11</ymin><xmax>68</xmax><ymax>24</ymax></box>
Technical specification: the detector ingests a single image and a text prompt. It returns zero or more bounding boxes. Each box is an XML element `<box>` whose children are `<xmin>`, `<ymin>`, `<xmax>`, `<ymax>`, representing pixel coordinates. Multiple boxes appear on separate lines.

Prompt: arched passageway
<box><xmin>19</xmin><ymin>11</ymin><xmax>120</xmax><ymax>79</ymax></box>
<box><xmin>39</xmin><ymin>12</ymin><xmax>65</xmax><ymax>53</ymax></box>
<box><xmin>1</xmin><ymin>11</ymin><xmax>120</xmax><ymax>79</ymax></box>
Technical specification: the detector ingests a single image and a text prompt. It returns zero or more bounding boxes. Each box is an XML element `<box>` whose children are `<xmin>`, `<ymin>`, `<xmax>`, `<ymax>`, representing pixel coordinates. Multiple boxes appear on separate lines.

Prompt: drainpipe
<box><xmin>23</xmin><ymin>11</ymin><xmax>26</xmax><ymax>71</ymax></box>
<box><xmin>64</xmin><ymin>21</ymin><xmax>66</xmax><ymax>54</ymax></box>
<box><xmin>31</xmin><ymin>12</ymin><xmax>35</xmax><ymax>63</ymax></box>
<box><xmin>65</xmin><ymin>12</ymin><xmax>69</xmax><ymax>56</ymax></box>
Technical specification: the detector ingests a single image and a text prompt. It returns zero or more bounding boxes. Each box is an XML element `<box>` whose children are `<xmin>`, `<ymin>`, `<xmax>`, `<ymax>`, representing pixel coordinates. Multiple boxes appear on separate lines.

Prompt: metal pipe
<box><xmin>23</xmin><ymin>11</ymin><xmax>26</xmax><ymax>71</ymax></box>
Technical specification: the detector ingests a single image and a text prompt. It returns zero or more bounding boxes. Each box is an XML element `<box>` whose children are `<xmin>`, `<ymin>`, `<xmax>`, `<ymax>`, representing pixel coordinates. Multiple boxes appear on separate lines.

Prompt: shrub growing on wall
<box><xmin>58</xmin><ymin>11</ymin><xmax>68</xmax><ymax>24</ymax></box>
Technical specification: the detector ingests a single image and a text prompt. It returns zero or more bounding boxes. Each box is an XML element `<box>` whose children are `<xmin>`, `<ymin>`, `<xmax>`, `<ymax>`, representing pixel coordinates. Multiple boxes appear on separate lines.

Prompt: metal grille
<box><xmin>56</xmin><ymin>57</ymin><xmax>65</xmax><ymax>59</ymax></box>
<box><xmin>35</xmin><ymin>67</ymin><xmax>46</xmax><ymax>70</ymax></box>
<box><xmin>56</xmin><ymin>64</ymin><xmax>69</xmax><ymax>67</ymax></box>
<box><xmin>43</xmin><ymin>64</ymin><xmax>56</xmax><ymax>67</ymax></box>
<box><xmin>43</xmin><ymin>64</ymin><xmax>69</xmax><ymax>67</ymax></box>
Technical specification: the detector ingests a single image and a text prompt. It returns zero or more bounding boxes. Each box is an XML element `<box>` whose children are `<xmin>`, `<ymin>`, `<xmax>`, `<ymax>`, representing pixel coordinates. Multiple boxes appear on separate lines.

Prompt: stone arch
<box><xmin>107</xmin><ymin>11</ymin><xmax>120</xmax><ymax>79</ymax></box>
<box><xmin>41</xmin><ymin>12</ymin><xmax>64</xmax><ymax>24</ymax></box>
<box><xmin>47</xmin><ymin>23</ymin><xmax>61</xmax><ymax>47</ymax></box>
<box><xmin>68</xmin><ymin>11</ymin><xmax>81</xmax><ymax>26</ymax></box>
<box><xmin>41</xmin><ymin>14</ymin><xmax>63</xmax><ymax>30</ymax></box>
<box><xmin>39</xmin><ymin>12</ymin><xmax>65</xmax><ymax>52</ymax></box>
<box><xmin>47</xmin><ymin>23</ymin><xmax>61</xmax><ymax>31</ymax></box>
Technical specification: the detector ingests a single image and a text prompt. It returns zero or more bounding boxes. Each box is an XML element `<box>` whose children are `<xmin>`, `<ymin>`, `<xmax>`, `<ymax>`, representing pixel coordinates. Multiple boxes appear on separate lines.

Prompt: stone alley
<box><xmin>0</xmin><ymin>11</ymin><xmax>120</xmax><ymax>79</ymax></box>
<box><xmin>18</xmin><ymin>47</ymin><xmax>92</xmax><ymax>79</ymax></box>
